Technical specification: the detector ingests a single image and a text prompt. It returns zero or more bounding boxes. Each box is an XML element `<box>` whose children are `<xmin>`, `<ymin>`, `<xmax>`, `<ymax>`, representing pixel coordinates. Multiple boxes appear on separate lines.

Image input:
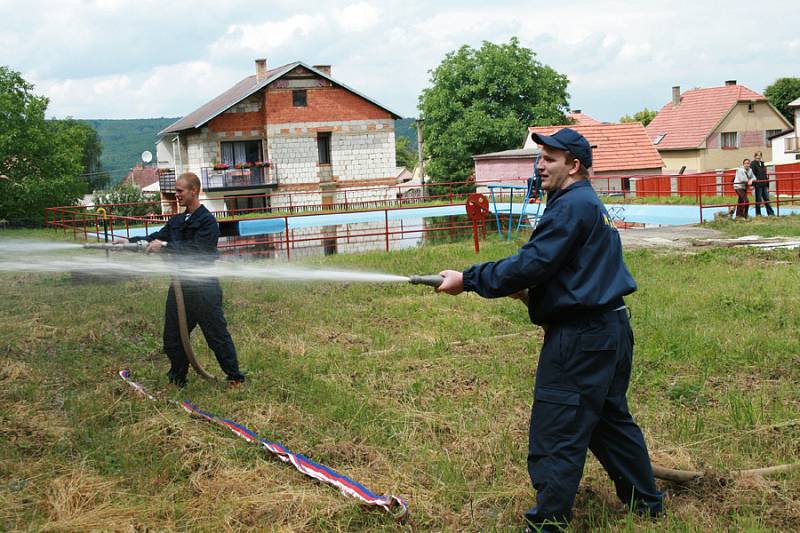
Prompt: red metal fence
<box><xmin>44</xmin><ymin>169</ymin><xmax>800</xmax><ymax>256</ymax></box>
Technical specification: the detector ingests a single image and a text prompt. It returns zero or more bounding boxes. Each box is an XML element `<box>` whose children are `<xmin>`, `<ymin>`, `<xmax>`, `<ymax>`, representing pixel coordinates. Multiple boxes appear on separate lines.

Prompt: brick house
<box><xmin>156</xmin><ymin>59</ymin><xmax>401</xmax><ymax>214</ymax></box>
<box><xmin>646</xmin><ymin>81</ymin><xmax>792</xmax><ymax>173</ymax></box>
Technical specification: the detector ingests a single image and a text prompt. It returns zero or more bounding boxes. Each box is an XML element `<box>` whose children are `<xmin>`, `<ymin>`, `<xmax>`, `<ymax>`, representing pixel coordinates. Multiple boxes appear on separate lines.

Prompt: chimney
<box><xmin>672</xmin><ymin>86</ymin><xmax>680</xmax><ymax>107</ymax></box>
<box><xmin>313</xmin><ymin>65</ymin><xmax>331</xmax><ymax>76</ymax></box>
<box><xmin>725</xmin><ymin>79</ymin><xmax>737</xmax><ymax>86</ymax></box>
<box><xmin>255</xmin><ymin>58</ymin><xmax>267</xmax><ymax>82</ymax></box>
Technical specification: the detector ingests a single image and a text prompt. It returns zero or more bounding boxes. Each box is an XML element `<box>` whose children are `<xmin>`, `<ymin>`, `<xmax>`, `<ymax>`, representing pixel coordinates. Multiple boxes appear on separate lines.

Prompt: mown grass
<box><xmin>1</xmin><ymin>223</ymin><xmax>799</xmax><ymax>531</ymax></box>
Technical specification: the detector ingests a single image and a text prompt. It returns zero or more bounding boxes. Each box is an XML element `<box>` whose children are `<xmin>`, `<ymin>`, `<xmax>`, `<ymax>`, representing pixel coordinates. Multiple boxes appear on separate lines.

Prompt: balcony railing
<box><xmin>159</xmin><ymin>169</ymin><xmax>176</xmax><ymax>192</ymax></box>
<box><xmin>201</xmin><ymin>166</ymin><xmax>278</xmax><ymax>191</ymax></box>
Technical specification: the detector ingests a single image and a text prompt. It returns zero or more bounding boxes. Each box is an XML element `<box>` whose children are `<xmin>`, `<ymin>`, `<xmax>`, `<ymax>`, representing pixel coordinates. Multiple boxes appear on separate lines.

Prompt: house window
<box><xmin>747</xmin><ymin>103</ymin><xmax>755</xmax><ymax>113</ymax></box>
<box><xmin>653</xmin><ymin>133</ymin><xmax>667</xmax><ymax>145</ymax></box>
<box><xmin>720</xmin><ymin>132</ymin><xmax>738</xmax><ymax>149</ymax></box>
<box><xmin>317</xmin><ymin>132</ymin><xmax>332</xmax><ymax>165</ymax></box>
<box><xmin>765</xmin><ymin>129</ymin><xmax>783</xmax><ymax>147</ymax></box>
<box><xmin>221</xmin><ymin>140</ymin><xmax>262</xmax><ymax>166</ymax></box>
<box><xmin>293</xmin><ymin>90</ymin><xmax>307</xmax><ymax>107</ymax></box>
<box><xmin>225</xmin><ymin>194</ymin><xmax>267</xmax><ymax>214</ymax></box>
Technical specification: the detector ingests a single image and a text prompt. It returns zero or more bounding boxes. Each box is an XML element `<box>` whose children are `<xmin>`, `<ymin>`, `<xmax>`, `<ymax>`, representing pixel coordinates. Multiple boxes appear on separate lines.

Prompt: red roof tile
<box><xmin>567</xmin><ymin>112</ymin><xmax>601</xmax><ymax>125</ymax></box>
<box><xmin>527</xmin><ymin>123</ymin><xmax>663</xmax><ymax>173</ymax></box>
<box><xmin>125</xmin><ymin>165</ymin><xmax>159</xmax><ymax>189</ymax></box>
<box><xmin>645</xmin><ymin>84</ymin><xmax>766</xmax><ymax>149</ymax></box>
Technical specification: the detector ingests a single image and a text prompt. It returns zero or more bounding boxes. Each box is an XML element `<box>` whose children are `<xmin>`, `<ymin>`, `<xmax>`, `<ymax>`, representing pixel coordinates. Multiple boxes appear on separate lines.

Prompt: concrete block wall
<box><xmin>267</xmin><ymin>119</ymin><xmax>397</xmax><ymax>188</ymax></box>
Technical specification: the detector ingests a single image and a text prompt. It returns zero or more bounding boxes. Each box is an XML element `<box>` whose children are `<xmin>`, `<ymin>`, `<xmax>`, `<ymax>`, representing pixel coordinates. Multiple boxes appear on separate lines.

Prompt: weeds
<box><xmin>1</xmin><ymin>224</ymin><xmax>799</xmax><ymax>531</ymax></box>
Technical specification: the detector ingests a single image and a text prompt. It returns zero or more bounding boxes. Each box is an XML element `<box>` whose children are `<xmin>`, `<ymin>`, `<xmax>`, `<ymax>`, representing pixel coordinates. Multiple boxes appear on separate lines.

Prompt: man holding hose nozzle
<box><xmin>437</xmin><ymin>129</ymin><xmax>662</xmax><ymax>531</ymax></box>
<box><xmin>116</xmin><ymin>172</ymin><xmax>245</xmax><ymax>388</ymax></box>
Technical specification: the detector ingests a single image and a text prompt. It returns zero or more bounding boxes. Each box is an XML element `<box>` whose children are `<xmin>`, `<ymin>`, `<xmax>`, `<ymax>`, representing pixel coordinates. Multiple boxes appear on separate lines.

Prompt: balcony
<box><xmin>158</xmin><ymin>169</ymin><xmax>176</xmax><ymax>192</ymax></box>
<box><xmin>200</xmin><ymin>165</ymin><xmax>278</xmax><ymax>192</ymax></box>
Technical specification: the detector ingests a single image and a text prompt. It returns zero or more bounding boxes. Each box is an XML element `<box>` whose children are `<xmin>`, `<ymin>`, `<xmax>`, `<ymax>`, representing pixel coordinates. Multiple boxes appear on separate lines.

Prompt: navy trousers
<box><xmin>524</xmin><ymin>308</ymin><xmax>662</xmax><ymax>530</ymax></box>
<box><xmin>754</xmin><ymin>186</ymin><xmax>774</xmax><ymax>216</ymax></box>
<box><xmin>163</xmin><ymin>279</ymin><xmax>245</xmax><ymax>384</ymax></box>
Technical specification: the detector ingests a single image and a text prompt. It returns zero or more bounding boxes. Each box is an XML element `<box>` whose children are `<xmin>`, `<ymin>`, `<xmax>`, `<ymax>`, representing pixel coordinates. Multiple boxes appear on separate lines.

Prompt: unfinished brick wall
<box><xmin>266</xmin><ymin>86</ymin><xmax>393</xmax><ymax>123</ymax></box>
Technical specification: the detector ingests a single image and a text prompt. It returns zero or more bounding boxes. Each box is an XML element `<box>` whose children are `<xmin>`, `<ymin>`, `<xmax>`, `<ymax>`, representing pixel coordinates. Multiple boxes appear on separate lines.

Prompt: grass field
<box><xmin>1</xmin><ymin>219</ymin><xmax>799</xmax><ymax>531</ymax></box>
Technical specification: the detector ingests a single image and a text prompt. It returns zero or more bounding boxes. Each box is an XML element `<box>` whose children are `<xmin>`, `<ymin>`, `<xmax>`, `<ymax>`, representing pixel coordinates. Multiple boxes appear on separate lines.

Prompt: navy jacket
<box><xmin>750</xmin><ymin>159</ymin><xmax>768</xmax><ymax>183</ymax></box>
<box><xmin>130</xmin><ymin>205</ymin><xmax>219</xmax><ymax>262</ymax></box>
<box><xmin>463</xmin><ymin>180</ymin><xmax>636</xmax><ymax>325</ymax></box>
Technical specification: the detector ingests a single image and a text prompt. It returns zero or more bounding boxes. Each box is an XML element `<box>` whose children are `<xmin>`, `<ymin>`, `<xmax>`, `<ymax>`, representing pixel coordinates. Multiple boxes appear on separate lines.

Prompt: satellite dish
<box><xmin>141</xmin><ymin>150</ymin><xmax>153</xmax><ymax>164</ymax></box>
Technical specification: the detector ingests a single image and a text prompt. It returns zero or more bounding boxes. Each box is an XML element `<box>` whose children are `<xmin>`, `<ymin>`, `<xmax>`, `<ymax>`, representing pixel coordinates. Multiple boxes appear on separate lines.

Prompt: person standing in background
<box><xmin>750</xmin><ymin>152</ymin><xmax>774</xmax><ymax>216</ymax></box>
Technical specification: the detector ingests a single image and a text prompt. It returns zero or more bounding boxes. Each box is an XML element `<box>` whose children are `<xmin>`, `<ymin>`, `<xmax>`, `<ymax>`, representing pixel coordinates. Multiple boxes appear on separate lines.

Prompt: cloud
<box><xmin>209</xmin><ymin>14</ymin><xmax>325</xmax><ymax>59</ymax></box>
<box><xmin>4</xmin><ymin>0</ymin><xmax>798</xmax><ymax>124</ymax></box>
<box><xmin>32</xmin><ymin>61</ymin><xmax>245</xmax><ymax>119</ymax></box>
<box><xmin>335</xmin><ymin>2</ymin><xmax>380</xmax><ymax>32</ymax></box>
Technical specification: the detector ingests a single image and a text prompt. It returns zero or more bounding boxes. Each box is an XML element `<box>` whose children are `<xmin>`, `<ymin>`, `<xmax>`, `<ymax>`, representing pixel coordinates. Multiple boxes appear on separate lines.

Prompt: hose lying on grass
<box><xmin>652</xmin><ymin>463</ymin><xmax>800</xmax><ymax>483</ymax></box>
<box><xmin>118</xmin><ymin>369</ymin><xmax>411</xmax><ymax>526</ymax></box>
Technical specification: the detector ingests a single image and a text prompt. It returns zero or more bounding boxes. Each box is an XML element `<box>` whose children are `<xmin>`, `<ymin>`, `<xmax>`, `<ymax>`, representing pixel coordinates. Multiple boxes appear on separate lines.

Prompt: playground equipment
<box><xmin>487</xmin><ymin>156</ymin><xmax>544</xmax><ymax>240</ymax></box>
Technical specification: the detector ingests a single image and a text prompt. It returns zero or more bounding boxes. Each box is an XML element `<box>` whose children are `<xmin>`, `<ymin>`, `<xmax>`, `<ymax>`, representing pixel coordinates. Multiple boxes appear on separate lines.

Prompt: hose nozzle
<box><xmin>83</xmin><ymin>241</ymin><xmax>146</xmax><ymax>252</ymax></box>
<box><xmin>408</xmin><ymin>274</ymin><xmax>444</xmax><ymax>288</ymax></box>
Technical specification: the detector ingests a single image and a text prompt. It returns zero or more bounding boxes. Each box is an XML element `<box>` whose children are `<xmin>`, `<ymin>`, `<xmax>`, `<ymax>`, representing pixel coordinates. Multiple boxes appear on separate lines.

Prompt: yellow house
<box><xmin>646</xmin><ymin>81</ymin><xmax>791</xmax><ymax>173</ymax></box>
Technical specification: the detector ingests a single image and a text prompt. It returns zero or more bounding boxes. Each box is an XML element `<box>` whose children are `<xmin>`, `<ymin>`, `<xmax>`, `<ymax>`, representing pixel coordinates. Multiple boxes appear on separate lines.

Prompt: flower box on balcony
<box><xmin>254</xmin><ymin>161</ymin><xmax>271</xmax><ymax>168</ymax></box>
<box><xmin>234</xmin><ymin>162</ymin><xmax>253</xmax><ymax>169</ymax></box>
<box><xmin>213</xmin><ymin>163</ymin><xmax>230</xmax><ymax>170</ymax></box>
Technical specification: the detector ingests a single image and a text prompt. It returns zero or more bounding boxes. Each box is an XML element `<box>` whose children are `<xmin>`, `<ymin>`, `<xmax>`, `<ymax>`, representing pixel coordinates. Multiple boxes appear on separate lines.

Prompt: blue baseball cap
<box><xmin>531</xmin><ymin>128</ymin><xmax>592</xmax><ymax>169</ymax></box>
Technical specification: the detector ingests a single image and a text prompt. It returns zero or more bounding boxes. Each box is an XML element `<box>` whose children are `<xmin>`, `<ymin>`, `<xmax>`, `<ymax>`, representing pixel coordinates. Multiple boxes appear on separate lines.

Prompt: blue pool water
<box><xmin>115</xmin><ymin>203</ymin><xmax>799</xmax><ymax>240</ymax></box>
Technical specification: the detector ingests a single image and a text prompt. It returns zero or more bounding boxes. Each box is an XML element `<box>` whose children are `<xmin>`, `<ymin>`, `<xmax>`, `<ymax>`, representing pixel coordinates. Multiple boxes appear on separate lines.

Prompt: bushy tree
<box><xmin>620</xmin><ymin>108</ymin><xmax>658</xmax><ymax>126</ymax></box>
<box><xmin>418</xmin><ymin>37</ymin><xmax>569</xmax><ymax>190</ymax></box>
<box><xmin>93</xmin><ymin>183</ymin><xmax>160</xmax><ymax>217</ymax></box>
<box><xmin>0</xmin><ymin>66</ymin><xmax>86</xmax><ymax>226</ymax></box>
<box><xmin>51</xmin><ymin>118</ymin><xmax>111</xmax><ymax>192</ymax></box>
<box><xmin>395</xmin><ymin>136</ymin><xmax>418</xmax><ymax>171</ymax></box>
<box><xmin>764</xmin><ymin>77</ymin><xmax>800</xmax><ymax>123</ymax></box>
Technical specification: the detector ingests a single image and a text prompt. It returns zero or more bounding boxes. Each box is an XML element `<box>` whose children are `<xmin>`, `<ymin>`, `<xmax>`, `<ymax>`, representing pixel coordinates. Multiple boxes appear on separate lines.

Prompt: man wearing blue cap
<box><xmin>437</xmin><ymin>128</ymin><xmax>662</xmax><ymax>530</ymax></box>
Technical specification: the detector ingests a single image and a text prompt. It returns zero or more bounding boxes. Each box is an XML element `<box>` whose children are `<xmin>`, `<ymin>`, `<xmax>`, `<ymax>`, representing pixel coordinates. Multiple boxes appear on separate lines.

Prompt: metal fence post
<box><xmin>384</xmin><ymin>209</ymin><xmax>389</xmax><ymax>252</ymax></box>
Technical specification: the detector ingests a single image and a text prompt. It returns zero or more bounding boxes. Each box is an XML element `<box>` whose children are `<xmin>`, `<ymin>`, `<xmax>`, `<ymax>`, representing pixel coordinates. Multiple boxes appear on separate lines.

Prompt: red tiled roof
<box><xmin>567</xmin><ymin>112</ymin><xmax>601</xmax><ymax>125</ymax></box>
<box><xmin>645</xmin><ymin>84</ymin><xmax>766</xmax><ymax>149</ymax></box>
<box><xmin>125</xmin><ymin>165</ymin><xmax>159</xmax><ymax>189</ymax></box>
<box><xmin>527</xmin><ymin>123</ymin><xmax>663</xmax><ymax>173</ymax></box>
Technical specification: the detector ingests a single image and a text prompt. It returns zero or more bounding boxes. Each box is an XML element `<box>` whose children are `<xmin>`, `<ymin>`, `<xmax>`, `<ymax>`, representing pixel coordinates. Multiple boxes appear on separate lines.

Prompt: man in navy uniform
<box><xmin>437</xmin><ymin>129</ymin><xmax>662</xmax><ymax>530</ymax></box>
<box><xmin>124</xmin><ymin>172</ymin><xmax>245</xmax><ymax>388</ymax></box>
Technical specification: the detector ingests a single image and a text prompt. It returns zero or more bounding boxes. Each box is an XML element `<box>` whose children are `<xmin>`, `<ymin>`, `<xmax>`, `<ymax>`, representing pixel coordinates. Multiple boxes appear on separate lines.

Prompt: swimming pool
<box><xmin>116</xmin><ymin>202</ymin><xmax>799</xmax><ymax>240</ymax></box>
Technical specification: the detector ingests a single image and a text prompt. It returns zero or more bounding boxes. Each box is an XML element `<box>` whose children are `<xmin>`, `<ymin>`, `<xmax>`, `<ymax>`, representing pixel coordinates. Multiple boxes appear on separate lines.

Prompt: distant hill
<box><xmin>80</xmin><ymin>118</ymin><xmax>177</xmax><ymax>184</ymax></box>
<box><xmin>394</xmin><ymin>118</ymin><xmax>418</xmax><ymax>147</ymax></box>
<box><xmin>83</xmin><ymin>117</ymin><xmax>418</xmax><ymax>185</ymax></box>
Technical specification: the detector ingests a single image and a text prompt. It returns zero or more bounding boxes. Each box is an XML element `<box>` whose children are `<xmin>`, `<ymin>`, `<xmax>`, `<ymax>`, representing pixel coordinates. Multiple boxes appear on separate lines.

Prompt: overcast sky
<box><xmin>2</xmin><ymin>0</ymin><xmax>797</xmax><ymax>123</ymax></box>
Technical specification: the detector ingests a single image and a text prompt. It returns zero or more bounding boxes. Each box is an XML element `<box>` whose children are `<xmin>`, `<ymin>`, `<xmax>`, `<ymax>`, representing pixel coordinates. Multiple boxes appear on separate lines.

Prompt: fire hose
<box><xmin>118</xmin><ymin>370</ymin><xmax>411</xmax><ymax>525</ymax></box>
<box><xmin>84</xmin><ymin>241</ymin><xmax>215</xmax><ymax>380</ymax></box>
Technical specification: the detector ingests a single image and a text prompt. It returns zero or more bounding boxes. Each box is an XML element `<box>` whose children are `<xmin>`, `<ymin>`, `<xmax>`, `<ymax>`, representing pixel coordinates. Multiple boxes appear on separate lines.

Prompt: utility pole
<box><xmin>415</xmin><ymin>118</ymin><xmax>425</xmax><ymax>196</ymax></box>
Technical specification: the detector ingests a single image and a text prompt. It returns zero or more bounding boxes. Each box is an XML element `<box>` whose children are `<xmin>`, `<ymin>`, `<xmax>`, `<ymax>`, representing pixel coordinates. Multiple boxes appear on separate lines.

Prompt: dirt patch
<box><xmin>619</xmin><ymin>225</ymin><xmax>725</xmax><ymax>250</ymax></box>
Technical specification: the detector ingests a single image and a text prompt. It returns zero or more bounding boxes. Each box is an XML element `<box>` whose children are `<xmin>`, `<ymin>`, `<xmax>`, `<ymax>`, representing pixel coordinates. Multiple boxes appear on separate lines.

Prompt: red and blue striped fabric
<box><xmin>118</xmin><ymin>369</ymin><xmax>409</xmax><ymax>523</ymax></box>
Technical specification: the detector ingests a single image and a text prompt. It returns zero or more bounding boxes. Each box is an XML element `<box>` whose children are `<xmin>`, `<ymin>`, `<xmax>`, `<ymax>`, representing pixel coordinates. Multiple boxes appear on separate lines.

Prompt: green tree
<box><xmin>418</xmin><ymin>37</ymin><xmax>569</xmax><ymax>190</ymax></box>
<box><xmin>620</xmin><ymin>108</ymin><xmax>658</xmax><ymax>127</ymax></box>
<box><xmin>0</xmin><ymin>66</ymin><xmax>86</xmax><ymax>226</ymax></box>
<box><xmin>51</xmin><ymin>119</ymin><xmax>111</xmax><ymax>192</ymax></box>
<box><xmin>395</xmin><ymin>136</ymin><xmax>418</xmax><ymax>171</ymax></box>
<box><xmin>93</xmin><ymin>183</ymin><xmax>159</xmax><ymax>217</ymax></box>
<box><xmin>764</xmin><ymin>77</ymin><xmax>800</xmax><ymax>123</ymax></box>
